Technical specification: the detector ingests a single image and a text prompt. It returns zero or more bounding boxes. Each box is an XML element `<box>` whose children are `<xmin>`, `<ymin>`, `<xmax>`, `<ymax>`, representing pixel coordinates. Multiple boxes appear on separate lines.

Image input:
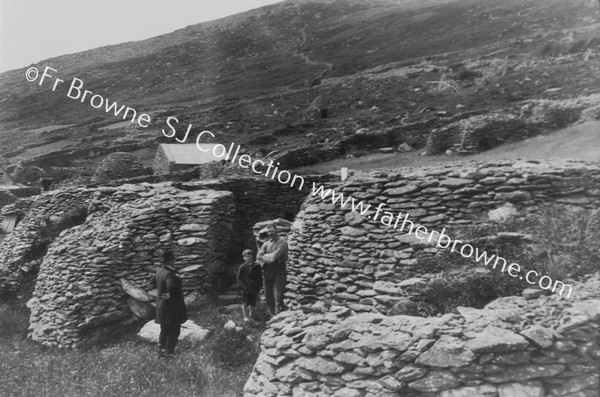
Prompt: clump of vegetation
<box><xmin>418</xmin><ymin>205</ymin><xmax>600</xmax><ymax>314</ymax></box>
<box><xmin>205</xmin><ymin>327</ymin><xmax>258</xmax><ymax>370</ymax></box>
<box><xmin>419</xmin><ymin>270</ymin><xmax>524</xmax><ymax>315</ymax></box>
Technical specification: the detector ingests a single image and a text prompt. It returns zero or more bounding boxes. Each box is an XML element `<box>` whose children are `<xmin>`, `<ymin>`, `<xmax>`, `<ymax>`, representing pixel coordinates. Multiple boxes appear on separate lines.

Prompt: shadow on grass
<box><xmin>0</xmin><ymin>295</ymin><xmax>267</xmax><ymax>397</ymax></box>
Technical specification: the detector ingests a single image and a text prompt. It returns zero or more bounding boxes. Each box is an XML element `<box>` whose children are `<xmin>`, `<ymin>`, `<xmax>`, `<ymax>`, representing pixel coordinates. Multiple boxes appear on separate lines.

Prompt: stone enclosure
<box><xmin>0</xmin><ymin>159</ymin><xmax>599</xmax><ymax>396</ymax></box>
<box><xmin>244</xmin><ymin>275</ymin><xmax>600</xmax><ymax>397</ymax></box>
<box><xmin>0</xmin><ymin>176</ymin><xmax>313</xmax><ymax>347</ymax></box>
<box><xmin>286</xmin><ymin>159</ymin><xmax>600</xmax><ymax>313</ymax></box>
<box><xmin>244</xmin><ymin>159</ymin><xmax>600</xmax><ymax>397</ymax></box>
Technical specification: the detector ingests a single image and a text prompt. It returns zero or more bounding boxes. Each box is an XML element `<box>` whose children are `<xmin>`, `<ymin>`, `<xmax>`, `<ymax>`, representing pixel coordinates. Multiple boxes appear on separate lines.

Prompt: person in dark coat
<box><xmin>237</xmin><ymin>249</ymin><xmax>262</xmax><ymax>321</ymax></box>
<box><xmin>150</xmin><ymin>250</ymin><xmax>187</xmax><ymax>356</ymax></box>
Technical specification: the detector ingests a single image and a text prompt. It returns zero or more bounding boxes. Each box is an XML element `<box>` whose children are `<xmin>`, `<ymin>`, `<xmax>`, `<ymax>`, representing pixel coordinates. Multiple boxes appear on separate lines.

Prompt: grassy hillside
<box><xmin>0</xmin><ymin>0</ymin><xmax>599</xmax><ymax>183</ymax></box>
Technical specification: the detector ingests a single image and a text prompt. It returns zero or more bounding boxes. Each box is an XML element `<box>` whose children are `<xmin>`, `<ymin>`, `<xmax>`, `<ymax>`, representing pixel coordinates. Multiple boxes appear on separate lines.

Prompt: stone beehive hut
<box><xmin>244</xmin><ymin>275</ymin><xmax>600</xmax><ymax>396</ymax></box>
<box><xmin>0</xmin><ymin>187</ymin><xmax>95</xmax><ymax>295</ymax></box>
<box><xmin>0</xmin><ymin>175</ymin><xmax>329</xmax><ymax>347</ymax></box>
<box><xmin>92</xmin><ymin>152</ymin><xmax>150</xmax><ymax>183</ymax></box>
<box><xmin>27</xmin><ymin>183</ymin><xmax>233</xmax><ymax>348</ymax></box>
<box><xmin>0</xmin><ymin>176</ymin><xmax>324</xmax><ymax>298</ymax></box>
<box><xmin>286</xmin><ymin>160</ymin><xmax>600</xmax><ymax>313</ymax></box>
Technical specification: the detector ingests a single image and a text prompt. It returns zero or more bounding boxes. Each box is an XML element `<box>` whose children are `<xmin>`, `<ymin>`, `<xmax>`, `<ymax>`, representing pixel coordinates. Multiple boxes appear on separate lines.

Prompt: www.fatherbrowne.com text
<box><xmin>309</xmin><ymin>183</ymin><xmax>573</xmax><ymax>298</ymax></box>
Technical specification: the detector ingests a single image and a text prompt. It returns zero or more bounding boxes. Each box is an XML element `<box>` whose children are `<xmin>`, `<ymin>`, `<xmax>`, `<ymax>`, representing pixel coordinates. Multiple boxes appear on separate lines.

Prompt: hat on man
<box><xmin>162</xmin><ymin>250</ymin><xmax>177</xmax><ymax>272</ymax></box>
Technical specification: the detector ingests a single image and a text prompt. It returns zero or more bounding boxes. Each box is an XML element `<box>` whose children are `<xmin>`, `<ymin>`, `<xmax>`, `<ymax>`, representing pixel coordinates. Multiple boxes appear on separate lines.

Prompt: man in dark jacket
<box><xmin>151</xmin><ymin>250</ymin><xmax>187</xmax><ymax>357</ymax></box>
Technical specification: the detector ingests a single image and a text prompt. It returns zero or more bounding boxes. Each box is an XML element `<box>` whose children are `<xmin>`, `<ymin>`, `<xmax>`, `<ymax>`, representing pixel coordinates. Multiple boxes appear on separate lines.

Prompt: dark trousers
<box><xmin>263</xmin><ymin>264</ymin><xmax>286</xmax><ymax>315</ymax></box>
<box><xmin>159</xmin><ymin>323</ymin><xmax>181</xmax><ymax>354</ymax></box>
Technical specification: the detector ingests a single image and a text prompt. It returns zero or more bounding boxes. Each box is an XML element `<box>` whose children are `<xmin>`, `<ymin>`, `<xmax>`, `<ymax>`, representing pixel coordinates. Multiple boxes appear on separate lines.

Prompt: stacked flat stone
<box><xmin>27</xmin><ymin>183</ymin><xmax>233</xmax><ymax>348</ymax></box>
<box><xmin>92</xmin><ymin>152</ymin><xmax>150</xmax><ymax>183</ymax></box>
<box><xmin>426</xmin><ymin>94</ymin><xmax>600</xmax><ymax>155</ymax></box>
<box><xmin>0</xmin><ymin>175</ymin><xmax>326</xmax><ymax>296</ymax></box>
<box><xmin>0</xmin><ymin>187</ymin><xmax>95</xmax><ymax>294</ymax></box>
<box><xmin>177</xmin><ymin>176</ymin><xmax>331</xmax><ymax>258</ymax></box>
<box><xmin>244</xmin><ymin>275</ymin><xmax>600</xmax><ymax>397</ymax></box>
<box><xmin>287</xmin><ymin>160</ymin><xmax>600</xmax><ymax>313</ymax></box>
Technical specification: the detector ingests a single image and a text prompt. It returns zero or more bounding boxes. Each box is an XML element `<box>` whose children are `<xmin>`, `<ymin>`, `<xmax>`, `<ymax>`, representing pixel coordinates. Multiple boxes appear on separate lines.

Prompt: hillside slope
<box><xmin>0</xmin><ymin>0</ymin><xmax>599</xmax><ymax>182</ymax></box>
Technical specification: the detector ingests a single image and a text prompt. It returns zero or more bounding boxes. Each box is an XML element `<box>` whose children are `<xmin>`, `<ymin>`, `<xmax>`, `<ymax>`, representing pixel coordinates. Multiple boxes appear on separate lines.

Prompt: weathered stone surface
<box><xmin>373</xmin><ymin>281</ymin><xmax>402</xmax><ymax>295</ymax></box>
<box><xmin>497</xmin><ymin>381</ymin><xmax>545</xmax><ymax>397</ymax></box>
<box><xmin>520</xmin><ymin>326</ymin><xmax>554</xmax><ymax>349</ymax></box>
<box><xmin>467</xmin><ymin>326</ymin><xmax>529</xmax><ymax>353</ymax></box>
<box><xmin>295</xmin><ymin>357</ymin><xmax>345</xmax><ymax>375</ymax></box>
<box><xmin>408</xmin><ymin>371</ymin><xmax>461</xmax><ymax>392</ymax></box>
<box><xmin>439</xmin><ymin>384</ymin><xmax>497</xmax><ymax>397</ymax></box>
<box><xmin>439</xmin><ymin>178</ymin><xmax>472</xmax><ymax>187</ymax></box>
<box><xmin>416</xmin><ymin>336</ymin><xmax>476</xmax><ymax>368</ymax></box>
<box><xmin>484</xmin><ymin>364</ymin><xmax>566</xmax><ymax>383</ymax></box>
<box><xmin>522</xmin><ymin>288</ymin><xmax>548</xmax><ymax>299</ymax></box>
<box><xmin>387</xmin><ymin>299</ymin><xmax>419</xmax><ymax>316</ymax></box>
<box><xmin>495</xmin><ymin>190</ymin><xmax>531</xmax><ymax>202</ymax></box>
<box><xmin>545</xmin><ymin>374</ymin><xmax>599</xmax><ymax>396</ymax></box>
<box><xmin>340</xmin><ymin>227</ymin><xmax>366</xmax><ymax>236</ymax></box>
<box><xmin>137</xmin><ymin>320</ymin><xmax>210</xmax><ymax>343</ymax></box>
<box><xmin>355</xmin><ymin>331</ymin><xmax>412</xmax><ymax>352</ymax></box>
<box><xmin>384</xmin><ymin>185</ymin><xmax>419</xmax><ymax>196</ymax></box>
<box><xmin>394</xmin><ymin>364</ymin><xmax>428</xmax><ymax>382</ymax></box>
<box><xmin>488</xmin><ymin>203</ymin><xmax>518</xmax><ymax>222</ymax></box>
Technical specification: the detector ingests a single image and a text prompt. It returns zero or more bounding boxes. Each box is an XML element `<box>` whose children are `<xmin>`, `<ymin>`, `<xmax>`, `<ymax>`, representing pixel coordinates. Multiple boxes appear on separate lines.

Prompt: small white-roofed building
<box><xmin>153</xmin><ymin>143</ymin><xmax>224</xmax><ymax>174</ymax></box>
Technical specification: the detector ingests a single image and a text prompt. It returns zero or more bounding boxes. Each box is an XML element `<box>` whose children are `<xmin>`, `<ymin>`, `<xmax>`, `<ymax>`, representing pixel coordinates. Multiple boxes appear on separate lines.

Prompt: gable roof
<box><xmin>159</xmin><ymin>143</ymin><xmax>223</xmax><ymax>165</ymax></box>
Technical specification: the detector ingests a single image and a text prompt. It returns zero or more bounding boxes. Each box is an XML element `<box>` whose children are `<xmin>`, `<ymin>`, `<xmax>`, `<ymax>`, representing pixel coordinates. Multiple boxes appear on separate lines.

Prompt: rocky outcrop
<box><xmin>244</xmin><ymin>275</ymin><xmax>600</xmax><ymax>397</ymax></box>
<box><xmin>137</xmin><ymin>319</ymin><xmax>210</xmax><ymax>344</ymax></box>
<box><xmin>286</xmin><ymin>160</ymin><xmax>600</xmax><ymax>312</ymax></box>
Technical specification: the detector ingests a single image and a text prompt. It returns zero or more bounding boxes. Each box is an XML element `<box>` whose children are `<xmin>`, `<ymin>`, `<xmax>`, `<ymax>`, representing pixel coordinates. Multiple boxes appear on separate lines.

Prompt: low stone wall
<box><xmin>425</xmin><ymin>94</ymin><xmax>600</xmax><ymax>155</ymax></box>
<box><xmin>244</xmin><ymin>275</ymin><xmax>600</xmax><ymax>397</ymax></box>
<box><xmin>27</xmin><ymin>183</ymin><xmax>233</xmax><ymax>348</ymax></box>
<box><xmin>286</xmin><ymin>160</ymin><xmax>600</xmax><ymax>312</ymax></box>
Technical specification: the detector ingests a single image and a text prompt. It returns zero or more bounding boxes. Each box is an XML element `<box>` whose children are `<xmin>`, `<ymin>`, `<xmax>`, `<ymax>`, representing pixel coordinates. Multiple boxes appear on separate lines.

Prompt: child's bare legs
<box><xmin>248</xmin><ymin>305</ymin><xmax>254</xmax><ymax>320</ymax></box>
<box><xmin>242</xmin><ymin>304</ymin><xmax>250</xmax><ymax>321</ymax></box>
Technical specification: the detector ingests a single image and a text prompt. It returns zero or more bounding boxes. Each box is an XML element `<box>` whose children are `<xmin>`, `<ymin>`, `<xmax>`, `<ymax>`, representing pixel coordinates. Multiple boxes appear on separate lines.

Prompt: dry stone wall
<box><xmin>174</xmin><ymin>175</ymin><xmax>333</xmax><ymax>263</ymax></box>
<box><xmin>286</xmin><ymin>160</ymin><xmax>600</xmax><ymax>313</ymax></box>
<box><xmin>0</xmin><ymin>175</ymin><xmax>328</xmax><ymax>296</ymax></box>
<box><xmin>425</xmin><ymin>94</ymin><xmax>600</xmax><ymax>155</ymax></box>
<box><xmin>244</xmin><ymin>275</ymin><xmax>600</xmax><ymax>397</ymax></box>
<box><xmin>27</xmin><ymin>183</ymin><xmax>233</xmax><ymax>348</ymax></box>
<box><xmin>0</xmin><ymin>187</ymin><xmax>94</xmax><ymax>295</ymax></box>
<box><xmin>0</xmin><ymin>173</ymin><xmax>330</xmax><ymax>346</ymax></box>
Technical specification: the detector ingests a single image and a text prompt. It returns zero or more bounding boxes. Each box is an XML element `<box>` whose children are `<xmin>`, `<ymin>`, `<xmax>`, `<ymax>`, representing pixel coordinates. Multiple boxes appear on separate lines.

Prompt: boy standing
<box><xmin>237</xmin><ymin>249</ymin><xmax>262</xmax><ymax>321</ymax></box>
